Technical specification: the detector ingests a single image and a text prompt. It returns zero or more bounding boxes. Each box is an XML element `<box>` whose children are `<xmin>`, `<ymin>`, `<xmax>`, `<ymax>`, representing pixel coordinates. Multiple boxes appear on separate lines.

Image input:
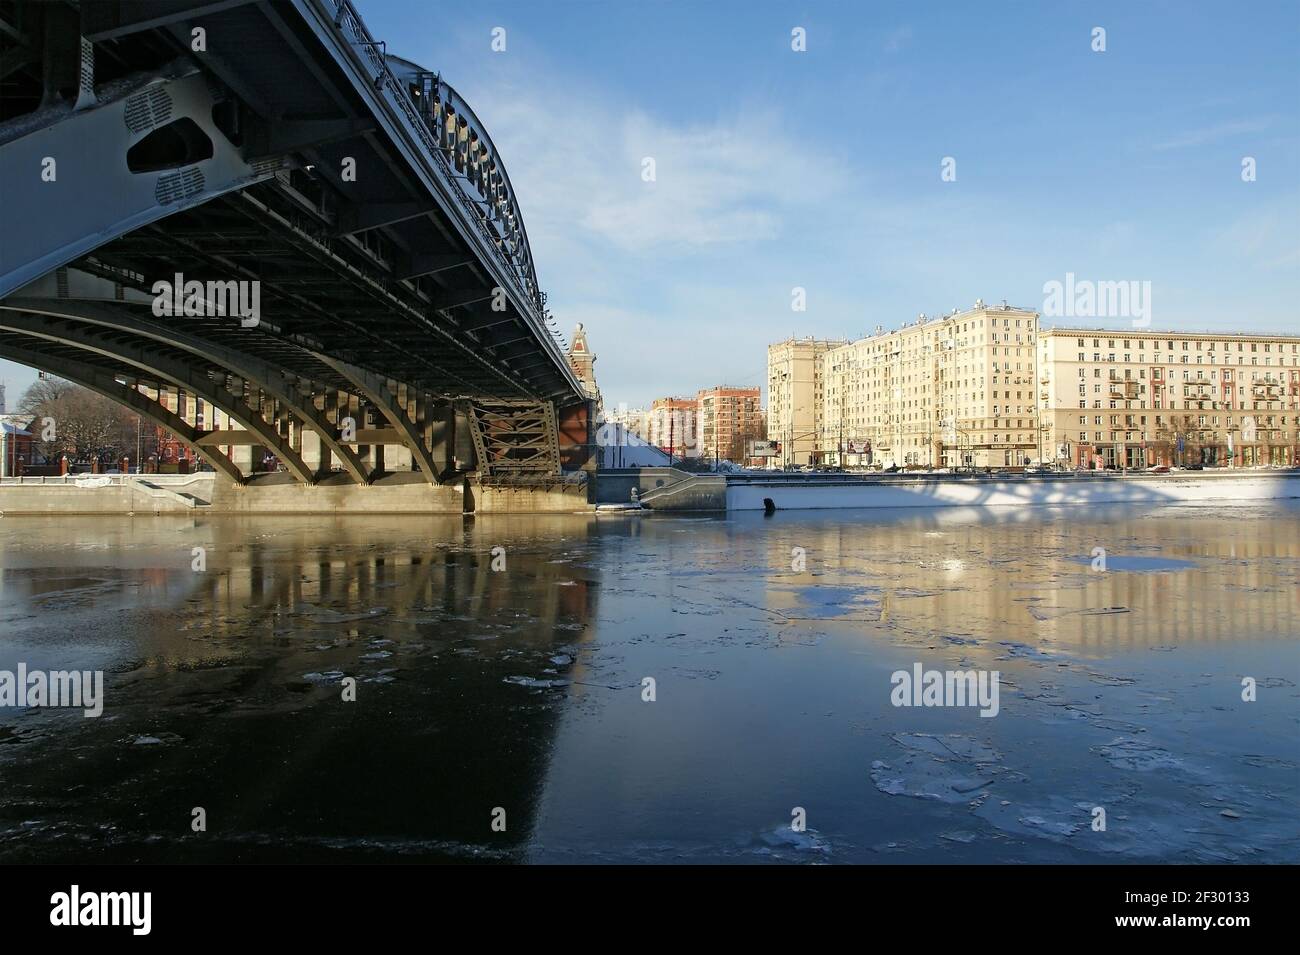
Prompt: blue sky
<box><xmin>4</xmin><ymin>0</ymin><xmax>1297</xmax><ymax>412</ymax></box>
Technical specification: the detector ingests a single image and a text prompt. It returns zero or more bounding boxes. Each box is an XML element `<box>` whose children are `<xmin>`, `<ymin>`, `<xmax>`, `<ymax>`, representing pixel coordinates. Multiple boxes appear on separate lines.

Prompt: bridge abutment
<box><xmin>204</xmin><ymin>474</ymin><xmax>588</xmax><ymax>514</ymax></box>
<box><xmin>206</xmin><ymin>475</ymin><xmax>463</xmax><ymax>514</ymax></box>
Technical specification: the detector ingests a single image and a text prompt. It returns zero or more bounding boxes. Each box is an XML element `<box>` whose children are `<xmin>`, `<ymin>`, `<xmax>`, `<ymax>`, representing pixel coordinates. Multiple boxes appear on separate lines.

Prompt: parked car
<box><xmin>1185</xmin><ymin>463</ymin><xmax>1205</xmax><ymax>471</ymax></box>
<box><xmin>1147</xmin><ymin>465</ymin><xmax>1171</xmax><ymax>473</ymax></box>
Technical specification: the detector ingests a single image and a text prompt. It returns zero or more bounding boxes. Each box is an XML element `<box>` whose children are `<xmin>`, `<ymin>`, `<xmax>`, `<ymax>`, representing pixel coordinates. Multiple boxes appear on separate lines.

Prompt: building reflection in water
<box><xmin>743</xmin><ymin>503</ymin><xmax>1298</xmax><ymax>653</ymax></box>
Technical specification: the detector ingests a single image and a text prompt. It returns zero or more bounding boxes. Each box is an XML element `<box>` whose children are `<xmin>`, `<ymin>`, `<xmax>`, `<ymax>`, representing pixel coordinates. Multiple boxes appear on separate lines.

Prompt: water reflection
<box><xmin>0</xmin><ymin>502</ymin><xmax>1296</xmax><ymax>863</ymax></box>
<box><xmin>0</xmin><ymin>515</ymin><xmax>601</xmax><ymax>862</ymax></box>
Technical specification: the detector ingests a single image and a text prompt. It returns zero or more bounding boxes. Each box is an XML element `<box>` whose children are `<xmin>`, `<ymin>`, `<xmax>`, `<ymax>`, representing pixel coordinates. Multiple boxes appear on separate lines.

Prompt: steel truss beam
<box><xmin>80</xmin><ymin>1</ymin><xmax>263</xmax><ymax>42</ymax></box>
<box><xmin>313</xmin><ymin>353</ymin><xmax>446</xmax><ymax>483</ymax></box>
<box><xmin>0</xmin><ymin>338</ymin><xmax>245</xmax><ymax>484</ymax></box>
<box><xmin>1</xmin><ymin>299</ymin><xmax>372</xmax><ymax>483</ymax></box>
<box><xmin>0</xmin><ymin>310</ymin><xmax>315</xmax><ymax>482</ymax></box>
<box><xmin>466</xmin><ymin>399</ymin><xmax>559</xmax><ymax>477</ymax></box>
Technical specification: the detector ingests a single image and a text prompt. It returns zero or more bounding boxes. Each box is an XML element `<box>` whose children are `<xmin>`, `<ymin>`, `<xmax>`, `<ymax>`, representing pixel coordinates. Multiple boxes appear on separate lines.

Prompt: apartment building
<box><xmin>821</xmin><ymin>302</ymin><xmax>1041</xmax><ymax>469</ymax></box>
<box><xmin>767</xmin><ymin>337</ymin><xmax>845</xmax><ymax>468</ymax></box>
<box><xmin>1040</xmin><ymin>329</ymin><xmax>1300</xmax><ymax>469</ymax></box>
<box><xmin>604</xmin><ymin>404</ymin><xmax>649</xmax><ymax>441</ymax></box>
<box><xmin>696</xmin><ymin>386</ymin><xmax>764</xmax><ymax>464</ymax></box>
<box><xmin>646</xmin><ymin>396</ymin><xmax>701</xmax><ymax>461</ymax></box>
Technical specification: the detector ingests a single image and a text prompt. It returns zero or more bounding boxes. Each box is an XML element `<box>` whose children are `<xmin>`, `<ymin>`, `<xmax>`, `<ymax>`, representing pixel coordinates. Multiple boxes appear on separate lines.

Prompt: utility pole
<box><xmin>839</xmin><ymin>361</ymin><xmax>849</xmax><ymax>468</ymax></box>
<box><xmin>668</xmin><ymin>405</ymin><xmax>675</xmax><ymax>468</ymax></box>
<box><xmin>714</xmin><ymin>409</ymin><xmax>719</xmax><ymax>470</ymax></box>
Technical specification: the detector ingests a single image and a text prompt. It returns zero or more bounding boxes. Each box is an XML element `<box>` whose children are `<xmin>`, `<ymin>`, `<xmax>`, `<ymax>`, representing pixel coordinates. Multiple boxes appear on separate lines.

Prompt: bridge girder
<box><xmin>0</xmin><ymin>0</ymin><xmax>593</xmax><ymax>480</ymax></box>
<box><xmin>312</xmin><ymin>353</ymin><xmax>448</xmax><ymax>484</ymax></box>
<box><xmin>0</xmin><ymin>308</ymin><xmax>319</xmax><ymax>482</ymax></box>
<box><xmin>0</xmin><ymin>65</ymin><xmax>277</xmax><ymax>300</ymax></box>
<box><xmin>466</xmin><ymin>399</ymin><xmax>561</xmax><ymax>479</ymax></box>
<box><xmin>0</xmin><ymin>299</ymin><xmax>372</xmax><ymax>484</ymax></box>
<box><xmin>0</xmin><ymin>338</ymin><xmax>246</xmax><ymax>484</ymax></box>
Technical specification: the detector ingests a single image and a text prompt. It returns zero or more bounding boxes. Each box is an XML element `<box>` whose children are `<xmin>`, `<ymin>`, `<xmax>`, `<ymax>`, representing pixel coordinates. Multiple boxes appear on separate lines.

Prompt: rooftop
<box><xmin>1042</xmin><ymin>325</ymin><xmax>1300</xmax><ymax>341</ymax></box>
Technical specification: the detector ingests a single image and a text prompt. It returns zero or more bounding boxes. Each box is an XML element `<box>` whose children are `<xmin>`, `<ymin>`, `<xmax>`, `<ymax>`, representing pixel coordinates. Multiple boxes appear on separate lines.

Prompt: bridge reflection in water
<box><xmin>0</xmin><ymin>504</ymin><xmax>1297</xmax><ymax>863</ymax></box>
<box><xmin>0</xmin><ymin>515</ymin><xmax>601</xmax><ymax>862</ymax></box>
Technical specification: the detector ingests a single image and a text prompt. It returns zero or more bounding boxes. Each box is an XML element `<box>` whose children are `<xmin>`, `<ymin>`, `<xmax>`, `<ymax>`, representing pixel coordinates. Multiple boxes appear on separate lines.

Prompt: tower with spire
<box><xmin>566</xmin><ymin>323</ymin><xmax>603</xmax><ymax>419</ymax></box>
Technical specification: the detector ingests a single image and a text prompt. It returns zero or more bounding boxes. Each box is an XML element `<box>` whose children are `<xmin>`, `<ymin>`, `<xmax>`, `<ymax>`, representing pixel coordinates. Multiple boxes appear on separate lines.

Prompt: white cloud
<box><xmin>1149</xmin><ymin>118</ymin><xmax>1273</xmax><ymax>151</ymax></box>
<box><xmin>473</xmin><ymin>81</ymin><xmax>850</xmax><ymax>255</ymax></box>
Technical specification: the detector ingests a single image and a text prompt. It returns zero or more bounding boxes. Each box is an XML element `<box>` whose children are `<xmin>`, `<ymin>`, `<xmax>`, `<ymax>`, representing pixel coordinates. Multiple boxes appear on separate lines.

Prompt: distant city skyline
<box><xmin>4</xmin><ymin>0</ymin><xmax>1297</xmax><ymax>412</ymax></box>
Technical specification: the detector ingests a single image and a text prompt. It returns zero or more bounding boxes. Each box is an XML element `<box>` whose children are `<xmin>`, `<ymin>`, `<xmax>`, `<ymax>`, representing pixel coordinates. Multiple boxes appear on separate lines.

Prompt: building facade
<box><xmin>767</xmin><ymin>337</ymin><xmax>845</xmax><ymax>468</ymax></box>
<box><xmin>604</xmin><ymin>403</ymin><xmax>649</xmax><ymax>441</ymax></box>
<box><xmin>646</xmin><ymin>396</ymin><xmax>701</xmax><ymax>461</ymax></box>
<box><xmin>0</xmin><ymin>415</ymin><xmax>33</xmax><ymax>477</ymax></box>
<box><xmin>1039</xmin><ymin>328</ymin><xmax>1300</xmax><ymax>469</ymax></box>
<box><xmin>696</xmin><ymin>386</ymin><xmax>763</xmax><ymax>464</ymax></box>
<box><xmin>820</xmin><ymin>302</ymin><xmax>1041</xmax><ymax>469</ymax></box>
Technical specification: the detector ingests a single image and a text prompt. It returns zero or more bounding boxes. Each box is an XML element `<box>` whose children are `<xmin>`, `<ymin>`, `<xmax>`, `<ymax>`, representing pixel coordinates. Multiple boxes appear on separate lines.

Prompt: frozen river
<box><xmin>0</xmin><ymin>503</ymin><xmax>1296</xmax><ymax>863</ymax></box>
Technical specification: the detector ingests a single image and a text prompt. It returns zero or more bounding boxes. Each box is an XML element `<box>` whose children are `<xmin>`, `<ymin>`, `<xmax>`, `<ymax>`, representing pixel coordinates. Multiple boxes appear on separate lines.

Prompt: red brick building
<box><xmin>696</xmin><ymin>386</ymin><xmax>764</xmax><ymax>464</ymax></box>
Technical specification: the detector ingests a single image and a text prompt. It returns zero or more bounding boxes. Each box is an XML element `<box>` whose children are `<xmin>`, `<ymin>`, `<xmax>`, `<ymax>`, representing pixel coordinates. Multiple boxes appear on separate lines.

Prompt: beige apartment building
<box><xmin>1039</xmin><ymin>329</ymin><xmax>1300</xmax><ymax>469</ymax></box>
<box><xmin>820</xmin><ymin>301</ymin><xmax>1041</xmax><ymax>469</ymax></box>
<box><xmin>767</xmin><ymin>337</ymin><xmax>845</xmax><ymax>468</ymax></box>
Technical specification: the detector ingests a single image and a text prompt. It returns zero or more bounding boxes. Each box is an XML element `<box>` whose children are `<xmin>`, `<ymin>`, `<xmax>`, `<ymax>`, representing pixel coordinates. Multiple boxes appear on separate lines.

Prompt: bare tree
<box><xmin>18</xmin><ymin>379</ymin><xmax>135</xmax><ymax>465</ymax></box>
<box><xmin>17</xmin><ymin>375</ymin><xmax>75</xmax><ymax>414</ymax></box>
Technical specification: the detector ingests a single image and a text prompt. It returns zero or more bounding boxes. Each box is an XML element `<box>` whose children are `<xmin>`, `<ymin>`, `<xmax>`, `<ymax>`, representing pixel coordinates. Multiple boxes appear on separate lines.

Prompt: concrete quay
<box><xmin>0</xmin><ymin>473</ymin><xmax>592</xmax><ymax>515</ymax></box>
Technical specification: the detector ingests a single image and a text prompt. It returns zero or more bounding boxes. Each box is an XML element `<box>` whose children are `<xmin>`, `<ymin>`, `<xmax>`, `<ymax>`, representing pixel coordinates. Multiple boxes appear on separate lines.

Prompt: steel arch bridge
<box><xmin>0</xmin><ymin>0</ymin><xmax>592</xmax><ymax>487</ymax></box>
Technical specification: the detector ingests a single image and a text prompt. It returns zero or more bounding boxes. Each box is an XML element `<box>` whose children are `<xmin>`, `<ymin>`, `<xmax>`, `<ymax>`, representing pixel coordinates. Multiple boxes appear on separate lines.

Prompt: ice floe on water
<box><xmin>502</xmin><ymin>675</ymin><xmax>570</xmax><ymax>689</ymax></box>
<box><xmin>126</xmin><ymin>732</ymin><xmax>183</xmax><ymax>746</ymax></box>
<box><xmin>865</xmin><ymin>715</ymin><xmax>1300</xmax><ymax>861</ymax></box>
<box><xmin>1093</xmin><ymin>737</ymin><xmax>1186</xmax><ymax>772</ymax></box>
<box><xmin>756</xmin><ymin>825</ymin><xmax>830</xmax><ymax>855</ymax></box>
<box><xmin>972</xmin><ymin>795</ymin><xmax>1094</xmax><ymax>840</ymax></box>
<box><xmin>300</xmin><ymin>671</ymin><xmax>346</xmax><ymax>685</ymax></box>
<box><xmin>870</xmin><ymin>733</ymin><xmax>1005</xmax><ymax>804</ymax></box>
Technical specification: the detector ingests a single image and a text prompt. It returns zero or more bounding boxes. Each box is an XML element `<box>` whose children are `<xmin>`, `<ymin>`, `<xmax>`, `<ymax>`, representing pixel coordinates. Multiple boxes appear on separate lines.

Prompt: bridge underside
<box><xmin>0</xmin><ymin>0</ymin><xmax>594</xmax><ymax>489</ymax></box>
<box><xmin>0</xmin><ymin>293</ymin><xmax>597</xmax><ymax>487</ymax></box>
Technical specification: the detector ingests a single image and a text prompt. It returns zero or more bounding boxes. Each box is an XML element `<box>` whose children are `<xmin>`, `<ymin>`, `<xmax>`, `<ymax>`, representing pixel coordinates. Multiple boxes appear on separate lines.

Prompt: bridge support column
<box><xmin>232</xmin><ymin>443</ymin><xmax>254</xmax><ymax>475</ymax></box>
<box><xmin>313</xmin><ymin>355</ymin><xmax>447</xmax><ymax>484</ymax></box>
<box><xmin>426</xmin><ymin>400</ymin><xmax>453</xmax><ymax>476</ymax></box>
<box><xmin>300</xmin><ymin>428</ymin><xmax>324</xmax><ymax>474</ymax></box>
<box><xmin>454</xmin><ymin>403</ymin><xmax>476</xmax><ymax>471</ymax></box>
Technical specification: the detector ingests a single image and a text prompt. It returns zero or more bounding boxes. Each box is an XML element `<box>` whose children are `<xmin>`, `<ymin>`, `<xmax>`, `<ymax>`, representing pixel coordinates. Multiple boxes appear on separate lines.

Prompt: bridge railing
<box><xmin>318</xmin><ymin>0</ymin><xmax>545</xmax><ymax>318</ymax></box>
